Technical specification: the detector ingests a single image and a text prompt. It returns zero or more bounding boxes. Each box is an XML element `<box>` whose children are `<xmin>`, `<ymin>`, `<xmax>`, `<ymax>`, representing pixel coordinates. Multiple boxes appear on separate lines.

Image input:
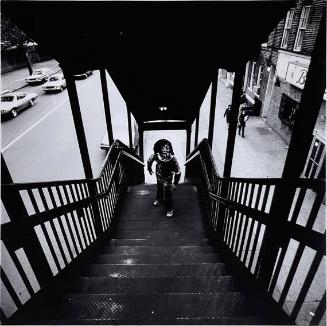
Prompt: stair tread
<box><xmin>69</xmin><ymin>276</ymin><xmax>235</xmax><ymax>294</ymax></box>
<box><xmin>108</xmin><ymin>238</ymin><xmax>210</xmax><ymax>246</ymax></box>
<box><xmin>114</xmin><ymin>230</ymin><xmax>207</xmax><ymax>239</ymax></box>
<box><xmin>117</xmin><ymin>221</ymin><xmax>204</xmax><ymax>230</ymax></box>
<box><xmin>102</xmin><ymin>245</ymin><xmax>214</xmax><ymax>253</ymax></box>
<box><xmin>94</xmin><ymin>253</ymin><xmax>221</xmax><ymax>264</ymax></box>
<box><xmin>28</xmin><ymin>316</ymin><xmax>289</xmax><ymax>325</ymax></box>
<box><xmin>28</xmin><ymin>293</ymin><xmax>263</xmax><ymax>320</ymax></box>
<box><xmin>82</xmin><ymin>263</ymin><xmax>226</xmax><ymax>277</ymax></box>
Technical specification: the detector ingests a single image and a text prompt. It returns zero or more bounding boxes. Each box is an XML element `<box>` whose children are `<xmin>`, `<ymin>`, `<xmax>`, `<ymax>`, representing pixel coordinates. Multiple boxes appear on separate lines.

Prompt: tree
<box><xmin>1</xmin><ymin>14</ymin><xmax>34</xmax><ymax>75</ymax></box>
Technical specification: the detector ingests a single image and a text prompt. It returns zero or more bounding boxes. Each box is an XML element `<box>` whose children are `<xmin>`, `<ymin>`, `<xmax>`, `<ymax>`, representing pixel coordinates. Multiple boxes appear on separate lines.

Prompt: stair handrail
<box><xmin>0</xmin><ymin>139</ymin><xmax>144</xmax><ymax>322</ymax></box>
<box><xmin>185</xmin><ymin>138</ymin><xmax>326</xmax><ymax>325</ymax></box>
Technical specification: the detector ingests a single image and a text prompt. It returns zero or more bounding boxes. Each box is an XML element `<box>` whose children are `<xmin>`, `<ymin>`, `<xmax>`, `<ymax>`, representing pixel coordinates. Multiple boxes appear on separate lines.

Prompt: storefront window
<box><xmin>278</xmin><ymin>93</ymin><xmax>299</xmax><ymax>127</ymax></box>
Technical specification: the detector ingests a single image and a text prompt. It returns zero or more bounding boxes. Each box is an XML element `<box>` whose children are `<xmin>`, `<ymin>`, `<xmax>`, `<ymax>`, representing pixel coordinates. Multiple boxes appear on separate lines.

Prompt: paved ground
<box><xmin>195</xmin><ymin>78</ymin><xmax>289</xmax><ymax>178</ymax></box>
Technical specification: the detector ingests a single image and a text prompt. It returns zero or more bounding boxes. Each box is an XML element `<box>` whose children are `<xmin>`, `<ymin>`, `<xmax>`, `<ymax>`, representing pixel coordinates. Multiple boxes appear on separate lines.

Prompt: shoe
<box><xmin>153</xmin><ymin>200</ymin><xmax>160</xmax><ymax>207</ymax></box>
<box><xmin>166</xmin><ymin>210</ymin><xmax>174</xmax><ymax>217</ymax></box>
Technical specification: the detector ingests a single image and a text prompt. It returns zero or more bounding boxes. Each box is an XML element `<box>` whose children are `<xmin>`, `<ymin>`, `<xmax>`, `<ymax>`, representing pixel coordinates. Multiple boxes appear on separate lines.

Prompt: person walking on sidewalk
<box><xmin>147</xmin><ymin>139</ymin><xmax>181</xmax><ymax>217</ymax></box>
<box><xmin>223</xmin><ymin>104</ymin><xmax>231</xmax><ymax>124</ymax></box>
<box><xmin>238</xmin><ymin>109</ymin><xmax>249</xmax><ymax>138</ymax></box>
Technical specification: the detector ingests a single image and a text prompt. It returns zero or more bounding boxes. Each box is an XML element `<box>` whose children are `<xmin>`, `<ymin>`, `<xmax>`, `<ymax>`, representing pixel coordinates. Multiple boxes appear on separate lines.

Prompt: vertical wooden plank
<box><xmin>208</xmin><ymin>70</ymin><xmax>218</xmax><ymax>148</ymax></box>
<box><xmin>139</xmin><ymin>127</ymin><xmax>144</xmax><ymax>160</ymax></box>
<box><xmin>100</xmin><ymin>68</ymin><xmax>114</xmax><ymax>145</ymax></box>
<box><xmin>186</xmin><ymin>125</ymin><xmax>191</xmax><ymax>156</ymax></box>
<box><xmin>290</xmin><ymin>253</ymin><xmax>323</xmax><ymax>320</ymax></box>
<box><xmin>310</xmin><ymin>292</ymin><xmax>326</xmax><ymax>325</ymax></box>
<box><xmin>223</xmin><ymin>65</ymin><xmax>246</xmax><ymax>178</ymax></box>
<box><xmin>1</xmin><ymin>154</ymin><xmax>28</xmax><ymax>220</ymax></box>
<box><xmin>194</xmin><ymin>111</ymin><xmax>200</xmax><ymax>148</ymax></box>
<box><xmin>127</xmin><ymin>108</ymin><xmax>133</xmax><ymax>148</ymax></box>
<box><xmin>63</xmin><ymin>70</ymin><xmax>93</xmax><ymax>179</ymax></box>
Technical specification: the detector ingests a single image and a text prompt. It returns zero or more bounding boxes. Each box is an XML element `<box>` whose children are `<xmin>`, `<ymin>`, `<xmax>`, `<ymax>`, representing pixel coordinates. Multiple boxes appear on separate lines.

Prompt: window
<box><xmin>17</xmin><ymin>94</ymin><xmax>26</xmax><ymax>100</ymax></box>
<box><xmin>303</xmin><ymin>135</ymin><xmax>326</xmax><ymax>179</ymax></box>
<box><xmin>256</xmin><ymin>65</ymin><xmax>262</xmax><ymax>87</ymax></box>
<box><xmin>1</xmin><ymin>96</ymin><xmax>14</xmax><ymax>102</ymax></box>
<box><xmin>249</xmin><ymin>62</ymin><xmax>256</xmax><ymax>91</ymax></box>
<box><xmin>253</xmin><ymin>65</ymin><xmax>262</xmax><ymax>95</ymax></box>
<box><xmin>281</xmin><ymin>9</ymin><xmax>295</xmax><ymax>49</ymax></box>
<box><xmin>278</xmin><ymin>93</ymin><xmax>299</xmax><ymax>127</ymax></box>
<box><xmin>294</xmin><ymin>6</ymin><xmax>310</xmax><ymax>51</ymax></box>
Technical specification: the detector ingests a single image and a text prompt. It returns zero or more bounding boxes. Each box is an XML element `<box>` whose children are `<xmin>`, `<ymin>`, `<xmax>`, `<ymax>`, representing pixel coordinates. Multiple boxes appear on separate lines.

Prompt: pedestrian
<box><xmin>238</xmin><ymin>109</ymin><xmax>249</xmax><ymax>138</ymax></box>
<box><xmin>240</xmin><ymin>92</ymin><xmax>247</xmax><ymax>105</ymax></box>
<box><xmin>223</xmin><ymin>104</ymin><xmax>231</xmax><ymax>124</ymax></box>
<box><xmin>147</xmin><ymin>139</ymin><xmax>181</xmax><ymax>217</ymax></box>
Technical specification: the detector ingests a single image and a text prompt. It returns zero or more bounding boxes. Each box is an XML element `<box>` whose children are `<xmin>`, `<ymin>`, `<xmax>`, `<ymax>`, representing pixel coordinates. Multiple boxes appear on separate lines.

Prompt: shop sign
<box><xmin>285</xmin><ymin>62</ymin><xmax>308</xmax><ymax>89</ymax></box>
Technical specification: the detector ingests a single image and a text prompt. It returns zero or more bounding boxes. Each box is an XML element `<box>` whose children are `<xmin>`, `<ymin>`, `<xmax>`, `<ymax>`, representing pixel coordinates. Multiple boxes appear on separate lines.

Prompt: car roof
<box><xmin>1</xmin><ymin>92</ymin><xmax>26</xmax><ymax>97</ymax></box>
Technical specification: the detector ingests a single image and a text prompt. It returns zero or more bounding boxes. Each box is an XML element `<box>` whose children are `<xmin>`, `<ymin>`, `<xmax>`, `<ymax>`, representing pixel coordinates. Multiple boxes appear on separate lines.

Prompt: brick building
<box><xmin>243</xmin><ymin>0</ymin><xmax>326</xmax><ymax>178</ymax></box>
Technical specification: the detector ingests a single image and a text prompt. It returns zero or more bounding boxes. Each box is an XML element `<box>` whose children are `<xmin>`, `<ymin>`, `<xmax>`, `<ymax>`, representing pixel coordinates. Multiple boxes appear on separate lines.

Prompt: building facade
<box><xmin>243</xmin><ymin>0</ymin><xmax>326</xmax><ymax>178</ymax></box>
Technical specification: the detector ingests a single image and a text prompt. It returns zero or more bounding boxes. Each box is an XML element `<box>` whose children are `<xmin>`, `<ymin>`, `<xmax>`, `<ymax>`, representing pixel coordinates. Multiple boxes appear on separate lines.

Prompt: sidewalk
<box><xmin>198</xmin><ymin>79</ymin><xmax>289</xmax><ymax>178</ymax></box>
<box><xmin>1</xmin><ymin>59</ymin><xmax>61</xmax><ymax>92</ymax></box>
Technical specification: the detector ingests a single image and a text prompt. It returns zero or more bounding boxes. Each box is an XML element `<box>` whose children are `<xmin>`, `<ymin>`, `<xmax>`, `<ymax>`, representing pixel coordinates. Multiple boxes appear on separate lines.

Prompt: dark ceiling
<box><xmin>3</xmin><ymin>1</ymin><xmax>294</xmax><ymax>126</ymax></box>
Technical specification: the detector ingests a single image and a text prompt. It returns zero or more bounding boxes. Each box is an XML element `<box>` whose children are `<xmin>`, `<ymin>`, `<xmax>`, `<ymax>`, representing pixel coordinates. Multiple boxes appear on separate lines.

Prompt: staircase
<box><xmin>18</xmin><ymin>182</ymin><xmax>292</xmax><ymax>324</ymax></box>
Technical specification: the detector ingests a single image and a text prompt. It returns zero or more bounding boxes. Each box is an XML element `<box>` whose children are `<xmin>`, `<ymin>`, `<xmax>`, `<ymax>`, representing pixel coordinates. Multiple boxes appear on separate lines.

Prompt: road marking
<box><xmin>1</xmin><ymin>77</ymin><xmax>94</xmax><ymax>153</ymax></box>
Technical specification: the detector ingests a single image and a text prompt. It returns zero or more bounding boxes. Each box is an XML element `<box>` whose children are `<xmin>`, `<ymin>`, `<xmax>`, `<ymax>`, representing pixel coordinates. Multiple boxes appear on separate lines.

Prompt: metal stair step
<box><xmin>118</xmin><ymin>208</ymin><xmax>203</xmax><ymax>219</ymax></box>
<box><xmin>94</xmin><ymin>253</ymin><xmax>221</xmax><ymax>264</ymax></box>
<box><xmin>81</xmin><ymin>263</ymin><xmax>226</xmax><ymax>277</ymax></box>
<box><xmin>108</xmin><ymin>238</ymin><xmax>211</xmax><ymax>246</ymax></box>
<box><xmin>118</xmin><ymin>213</ymin><xmax>202</xmax><ymax>220</ymax></box>
<box><xmin>114</xmin><ymin>229</ymin><xmax>207</xmax><ymax>239</ymax></box>
<box><xmin>102</xmin><ymin>245</ymin><xmax>214</xmax><ymax>254</ymax></box>
<box><xmin>69</xmin><ymin>276</ymin><xmax>235</xmax><ymax>294</ymax></box>
<box><xmin>31</xmin><ymin>316</ymin><xmax>283</xmax><ymax>325</ymax></box>
<box><xmin>117</xmin><ymin>220</ymin><xmax>204</xmax><ymax>230</ymax></box>
<box><xmin>33</xmin><ymin>292</ymin><xmax>257</xmax><ymax>320</ymax></box>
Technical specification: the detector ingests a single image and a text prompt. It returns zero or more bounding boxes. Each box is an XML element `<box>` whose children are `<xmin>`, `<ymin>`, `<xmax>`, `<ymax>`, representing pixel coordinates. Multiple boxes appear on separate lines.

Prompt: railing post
<box><xmin>63</xmin><ymin>68</ymin><xmax>103</xmax><ymax>237</ymax></box>
<box><xmin>257</xmin><ymin>15</ymin><xmax>326</xmax><ymax>288</ymax></box>
<box><xmin>208</xmin><ymin>69</ymin><xmax>218</xmax><ymax>148</ymax></box>
<box><xmin>127</xmin><ymin>108</ymin><xmax>133</xmax><ymax>148</ymax></box>
<box><xmin>63</xmin><ymin>69</ymin><xmax>93</xmax><ymax>179</ymax></box>
<box><xmin>215</xmin><ymin>65</ymin><xmax>245</xmax><ymax>236</ymax></box>
<box><xmin>194</xmin><ymin>110</ymin><xmax>199</xmax><ymax>147</ymax></box>
<box><xmin>223</xmin><ymin>64</ymin><xmax>246</xmax><ymax>178</ymax></box>
<box><xmin>1</xmin><ymin>155</ymin><xmax>53</xmax><ymax>287</ymax></box>
<box><xmin>100</xmin><ymin>68</ymin><xmax>114</xmax><ymax>146</ymax></box>
<box><xmin>1</xmin><ymin>155</ymin><xmax>28</xmax><ymax>219</ymax></box>
<box><xmin>138</xmin><ymin>126</ymin><xmax>144</xmax><ymax>161</ymax></box>
<box><xmin>186</xmin><ymin>125</ymin><xmax>191</xmax><ymax>157</ymax></box>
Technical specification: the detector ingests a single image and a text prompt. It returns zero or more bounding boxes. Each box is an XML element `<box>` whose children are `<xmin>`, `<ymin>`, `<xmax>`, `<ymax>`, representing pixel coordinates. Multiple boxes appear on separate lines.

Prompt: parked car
<box><xmin>1</xmin><ymin>92</ymin><xmax>38</xmax><ymax>118</ymax></box>
<box><xmin>25</xmin><ymin>68</ymin><xmax>54</xmax><ymax>84</ymax></box>
<box><xmin>74</xmin><ymin>71</ymin><xmax>93</xmax><ymax>79</ymax></box>
<box><xmin>42</xmin><ymin>73</ymin><xmax>66</xmax><ymax>92</ymax></box>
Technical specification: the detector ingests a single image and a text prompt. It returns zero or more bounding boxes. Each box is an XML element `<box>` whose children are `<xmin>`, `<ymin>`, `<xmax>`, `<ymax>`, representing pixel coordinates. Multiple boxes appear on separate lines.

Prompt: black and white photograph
<box><xmin>1</xmin><ymin>0</ymin><xmax>326</xmax><ymax>324</ymax></box>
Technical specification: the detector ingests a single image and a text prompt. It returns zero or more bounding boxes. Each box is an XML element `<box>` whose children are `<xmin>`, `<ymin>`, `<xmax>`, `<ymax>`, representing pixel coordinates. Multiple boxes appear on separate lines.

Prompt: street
<box><xmin>1</xmin><ymin>70</ymin><xmax>121</xmax><ymax>182</ymax></box>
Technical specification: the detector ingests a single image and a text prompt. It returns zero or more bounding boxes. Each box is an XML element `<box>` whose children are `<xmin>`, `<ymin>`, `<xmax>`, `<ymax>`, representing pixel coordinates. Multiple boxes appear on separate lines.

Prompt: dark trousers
<box><xmin>156</xmin><ymin>181</ymin><xmax>173</xmax><ymax>211</ymax></box>
<box><xmin>238</xmin><ymin>124</ymin><xmax>245</xmax><ymax>137</ymax></box>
